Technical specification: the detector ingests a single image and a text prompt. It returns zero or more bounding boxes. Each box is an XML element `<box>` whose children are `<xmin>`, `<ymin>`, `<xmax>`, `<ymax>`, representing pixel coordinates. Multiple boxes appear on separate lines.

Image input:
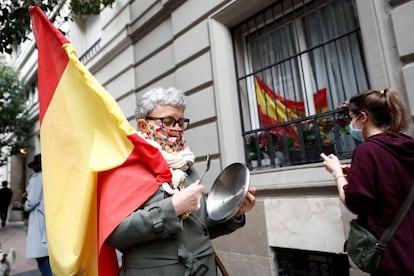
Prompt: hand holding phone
<box><xmin>341</xmin><ymin>164</ymin><xmax>351</xmax><ymax>175</ymax></box>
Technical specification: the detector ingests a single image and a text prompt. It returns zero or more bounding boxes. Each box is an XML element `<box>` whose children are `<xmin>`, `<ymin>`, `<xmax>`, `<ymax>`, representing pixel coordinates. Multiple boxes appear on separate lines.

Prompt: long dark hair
<box><xmin>347</xmin><ymin>88</ymin><xmax>410</xmax><ymax>132</ymax></box>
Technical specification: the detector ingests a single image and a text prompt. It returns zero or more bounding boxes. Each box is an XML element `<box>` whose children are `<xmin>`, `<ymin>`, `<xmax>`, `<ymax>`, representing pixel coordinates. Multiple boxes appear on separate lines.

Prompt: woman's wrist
<box><xmin>334</xmin><ymin>174</ymin><xmax>346</xmax><ymax>181</ymax></box>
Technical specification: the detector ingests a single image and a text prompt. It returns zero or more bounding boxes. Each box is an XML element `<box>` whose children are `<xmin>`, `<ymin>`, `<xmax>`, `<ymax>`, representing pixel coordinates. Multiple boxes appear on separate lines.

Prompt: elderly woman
<box><xmin>107</xmin><ymin>87</ymin><xmax>256</xmax><ymax>275</ymax></box>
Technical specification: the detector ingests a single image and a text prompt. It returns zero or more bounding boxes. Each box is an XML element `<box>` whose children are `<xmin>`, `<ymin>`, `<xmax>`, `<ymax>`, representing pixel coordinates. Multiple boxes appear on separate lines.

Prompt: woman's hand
<box><xmin>172</xmin><ymin>182</ymin><xmax>205</xmax><ymax>216</ymax></box>
<box><xmin>233</xmin><ymin>187</ymin><xmax>257</xmax><ymax>218</ymax></box>
<box><xmin>320</xmin><ymin>153</ymin><xmax>343</xmax><ymax>178</ymax></box>
<box><xmin>320</xmin><ymin>153</ymin><xmax>348</xmax><ymax>204</ymax></box>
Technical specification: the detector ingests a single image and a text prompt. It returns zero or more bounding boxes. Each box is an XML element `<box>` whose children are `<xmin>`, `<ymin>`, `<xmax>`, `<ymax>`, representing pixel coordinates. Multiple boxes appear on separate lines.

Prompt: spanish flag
<box><xmin>255</xmin><ymin>76</ymin><xmax>328</xmax><ymax>146</ymax></box>
<box><xmin>30</xmin><ymin>6</ymin><xmax>172</xmax><ymax>275</ymax></box>
<box><xmin>255</xmin><ymin>75</ymin><xmax>328</xmax><ymax>127</ymax></box>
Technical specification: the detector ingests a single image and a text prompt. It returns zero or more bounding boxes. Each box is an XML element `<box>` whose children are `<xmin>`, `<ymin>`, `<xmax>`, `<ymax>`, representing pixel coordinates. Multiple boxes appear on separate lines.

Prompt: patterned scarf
<box><xmin>138</xmin><ymin>127</ymin><xmax>195</xmax><ymax>194</ymax></box>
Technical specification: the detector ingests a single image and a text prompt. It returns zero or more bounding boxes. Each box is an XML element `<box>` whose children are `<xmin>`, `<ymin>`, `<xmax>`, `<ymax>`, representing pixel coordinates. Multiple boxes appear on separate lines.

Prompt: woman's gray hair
<box><xmin>135</xmin><ymin>87</ymin><xmax>188</xmax><ymax>119</ymax></box>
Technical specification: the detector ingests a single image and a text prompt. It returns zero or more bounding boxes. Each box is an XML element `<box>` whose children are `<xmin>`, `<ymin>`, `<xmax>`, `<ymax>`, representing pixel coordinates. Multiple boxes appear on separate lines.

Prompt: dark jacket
<box><xmin>0</xmin><ymin>187</ymin><xmax>12</xmax><ymax>208</ymax></box>
<box><xmin>107</xmin><ymin>167</ymin><xmax>245</xmax><ymax>276</ymax></box>
<box><xmin>344</xmin><ymin>132</ymin><xmax>414</xmax><ymax>275</ymax></box>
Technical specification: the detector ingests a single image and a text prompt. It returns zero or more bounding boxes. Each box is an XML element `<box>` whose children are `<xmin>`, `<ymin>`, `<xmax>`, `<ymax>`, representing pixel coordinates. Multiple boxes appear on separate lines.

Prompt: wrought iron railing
<box><xmin>79</xmin><ymin>39</ymin><xmax>101</xmax><ymax>64</ymax></box>
<box><xmin>244</xmin><ymin>108</ymin><xmax>356</xmax><ymax>170</ymax></box>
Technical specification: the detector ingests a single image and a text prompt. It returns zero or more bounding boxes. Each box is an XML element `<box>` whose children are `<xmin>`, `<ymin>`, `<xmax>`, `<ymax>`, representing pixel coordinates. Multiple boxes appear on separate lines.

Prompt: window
<box><xmin>275</xmin><ymin>247</ymin><xmax>350</xmax><ymax>275</ymax></box>
<box><xmin>24</xmin><ymin>79</ymin><xmax>39</xmax><ymax>112</ymax></box>
<box><xmin>232</xmin><ymin>0</ymin><xmax>369</xmax><ymax>169</ymax></box>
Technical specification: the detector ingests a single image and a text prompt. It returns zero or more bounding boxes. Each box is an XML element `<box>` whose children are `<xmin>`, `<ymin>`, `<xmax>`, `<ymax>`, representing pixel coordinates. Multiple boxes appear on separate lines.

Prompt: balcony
<box><xmin>245</xmin><ymin>108</ymin><xmax>356</xmax><ymax>170</ymax></box>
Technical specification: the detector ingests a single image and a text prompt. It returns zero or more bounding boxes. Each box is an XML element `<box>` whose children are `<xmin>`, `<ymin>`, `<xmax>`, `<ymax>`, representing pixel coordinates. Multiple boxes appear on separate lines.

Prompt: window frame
<box><xmin>231</xmin><ymin>0</ymin><xmax>369</xmax><ymax>169</ymax></box>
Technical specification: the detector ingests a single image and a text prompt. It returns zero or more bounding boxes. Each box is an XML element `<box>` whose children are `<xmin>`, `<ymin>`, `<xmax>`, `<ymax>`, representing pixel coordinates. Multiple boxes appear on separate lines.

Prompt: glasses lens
<box><xmin>161</xmin><ymin>117</ymin><xmax>175</xmax><ymax>128</ymax></box>
<box><xmin>178</xmin><ymin>118</ymin><xmax>190</xmax><ymax>129</ymax></box>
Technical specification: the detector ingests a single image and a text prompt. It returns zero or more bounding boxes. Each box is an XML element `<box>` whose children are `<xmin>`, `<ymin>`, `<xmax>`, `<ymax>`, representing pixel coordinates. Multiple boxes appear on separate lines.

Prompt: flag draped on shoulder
<box><xmin>30</xmin><ymin>6</ymin><xmax>172</xmax><ymax>275</ymax></box>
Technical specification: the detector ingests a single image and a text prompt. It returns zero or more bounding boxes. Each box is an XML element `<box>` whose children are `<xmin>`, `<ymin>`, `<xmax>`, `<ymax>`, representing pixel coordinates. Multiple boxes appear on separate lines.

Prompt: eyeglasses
<box><xmin>145</xmin><ymin>116</ymin><xmax>190</xmax><ymax>130</ymax></box>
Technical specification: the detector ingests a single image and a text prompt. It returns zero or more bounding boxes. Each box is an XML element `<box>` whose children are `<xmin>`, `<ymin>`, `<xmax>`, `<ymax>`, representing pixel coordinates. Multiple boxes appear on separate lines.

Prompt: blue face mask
<box><xmin>349</xmin><ymin>118</ymin><xmax>364</xmax><ymax>142</ymax></box>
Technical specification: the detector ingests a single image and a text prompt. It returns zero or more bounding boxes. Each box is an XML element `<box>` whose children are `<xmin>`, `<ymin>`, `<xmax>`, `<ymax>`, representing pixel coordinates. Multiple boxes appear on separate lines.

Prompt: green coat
<box><xmin>107</xmin><ymin>167</ymin><xmax>245</xmax><ymax>276</ymax></box>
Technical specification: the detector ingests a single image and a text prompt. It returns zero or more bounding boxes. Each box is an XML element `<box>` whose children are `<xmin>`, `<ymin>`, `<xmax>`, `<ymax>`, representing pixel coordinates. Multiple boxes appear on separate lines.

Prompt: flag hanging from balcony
<box><xmin>254</xmin><ymin>75</ymin><xmax>328</xmax><ymax>127</ymax></box>
<box><xmin>30</xmin><ymin>6</ymin><xmax>172</xmax><ymax>276</ymax></box>
<box><xmin>255</xmin><ymin>75</ymin><xmax>302</xmax><ymax>127</ymax></box>
<box><xmin>255</xmin><ymin>76</ymin><xmax>328</xmax><ymax>145</ymax></box>
<box><xmin>314</xmin><ymin>89</ymin><xmax>328</xmax><ymax>113</ymax></box>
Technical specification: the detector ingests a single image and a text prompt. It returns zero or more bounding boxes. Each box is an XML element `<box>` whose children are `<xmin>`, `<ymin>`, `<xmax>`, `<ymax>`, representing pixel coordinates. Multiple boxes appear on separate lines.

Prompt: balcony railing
<box><xmin>79</xmin><ymin>39</ymin><xmax>101</xmax><ymax>64</ymax></box>
<box><xmin>245</xmin><ymin>108</ymin><xmax>356</xmax><ymax>170</ymax></box>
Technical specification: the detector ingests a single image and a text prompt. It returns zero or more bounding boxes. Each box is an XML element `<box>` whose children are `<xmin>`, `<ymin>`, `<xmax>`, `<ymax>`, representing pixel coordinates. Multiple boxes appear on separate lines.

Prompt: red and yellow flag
<box><xmin>255</xmin><ymin>76</ymin><xmax>328</xmax><ymax>146</ymax></box>
<box><xmin>30</xmin><ymin>6</ymin><xmax>172</xmax><ymax>275</ymax></box>
<box><xmin>313</xmin><ymin>88</ymin><xmax>328</xmax><ymax>114</ymax></box>
<box><xmin>255</xmin><ymin>75</ymin><xmax>328</xmax><ymax>127</ymax></box>
<box><xmin>255</xmin><ymin>76</ymin><xmax>302</xmax><ymax>127</ymax></box>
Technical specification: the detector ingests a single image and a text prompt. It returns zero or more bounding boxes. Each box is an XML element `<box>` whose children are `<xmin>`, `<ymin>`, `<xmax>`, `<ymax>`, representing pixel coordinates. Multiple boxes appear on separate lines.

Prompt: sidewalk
<box><xmin>0</xmin><ymin>221</ymin><xmax>41</xmax><ymax>276</ymax></box>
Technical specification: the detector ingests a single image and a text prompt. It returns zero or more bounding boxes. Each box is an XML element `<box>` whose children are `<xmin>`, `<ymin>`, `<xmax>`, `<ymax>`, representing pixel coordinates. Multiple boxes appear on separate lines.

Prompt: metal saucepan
<box><xmin>206</xmin><ymin>162</ymin><xmax>250</xmax><ymax>222</ymax></box>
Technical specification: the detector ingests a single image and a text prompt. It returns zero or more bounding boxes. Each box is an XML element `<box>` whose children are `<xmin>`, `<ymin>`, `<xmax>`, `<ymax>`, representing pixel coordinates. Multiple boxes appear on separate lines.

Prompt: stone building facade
<box><xmin>8</xmin><ymin>0</ymin><xmax>414</xmax><ymax>275</ymax></box>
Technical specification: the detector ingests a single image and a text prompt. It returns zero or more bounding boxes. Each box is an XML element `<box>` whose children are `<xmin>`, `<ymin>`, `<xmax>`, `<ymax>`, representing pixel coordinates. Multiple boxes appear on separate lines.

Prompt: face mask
<box><xmin>349</xmin><ymin>118</ymin><xmax>364</xmax><ymax>142</ymax></box>
<box><xmin>142</xmin><ymin>122</ymin><xmax>187</xmax><ymax>153</ymax></box>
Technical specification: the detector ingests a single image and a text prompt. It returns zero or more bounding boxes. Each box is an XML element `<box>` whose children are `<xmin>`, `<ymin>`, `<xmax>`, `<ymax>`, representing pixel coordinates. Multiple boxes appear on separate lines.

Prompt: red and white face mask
<box><xmin>142</xmin><ymin>122</ymin><xmax>187</xmax><ymax>153</ymax></box>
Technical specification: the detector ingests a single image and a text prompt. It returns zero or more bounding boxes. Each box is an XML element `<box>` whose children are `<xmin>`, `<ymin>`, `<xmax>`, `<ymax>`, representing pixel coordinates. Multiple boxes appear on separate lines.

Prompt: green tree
<box><xmin>0</xmin><ymin>58</ymin><xmax>33</xmax><ymax>165</ymax></box>
<box><xmin>0</xmin><ymin>0</ymin><xmax>115</xmax><ymax>54</ymax></box>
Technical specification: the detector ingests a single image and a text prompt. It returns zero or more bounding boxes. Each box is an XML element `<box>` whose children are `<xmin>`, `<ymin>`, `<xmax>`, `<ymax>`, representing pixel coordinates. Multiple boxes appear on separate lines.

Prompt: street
<box><xmin>0</xmin><ymin>221</ymin><xmax>41</xmax><ymax>276</ymax></box>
